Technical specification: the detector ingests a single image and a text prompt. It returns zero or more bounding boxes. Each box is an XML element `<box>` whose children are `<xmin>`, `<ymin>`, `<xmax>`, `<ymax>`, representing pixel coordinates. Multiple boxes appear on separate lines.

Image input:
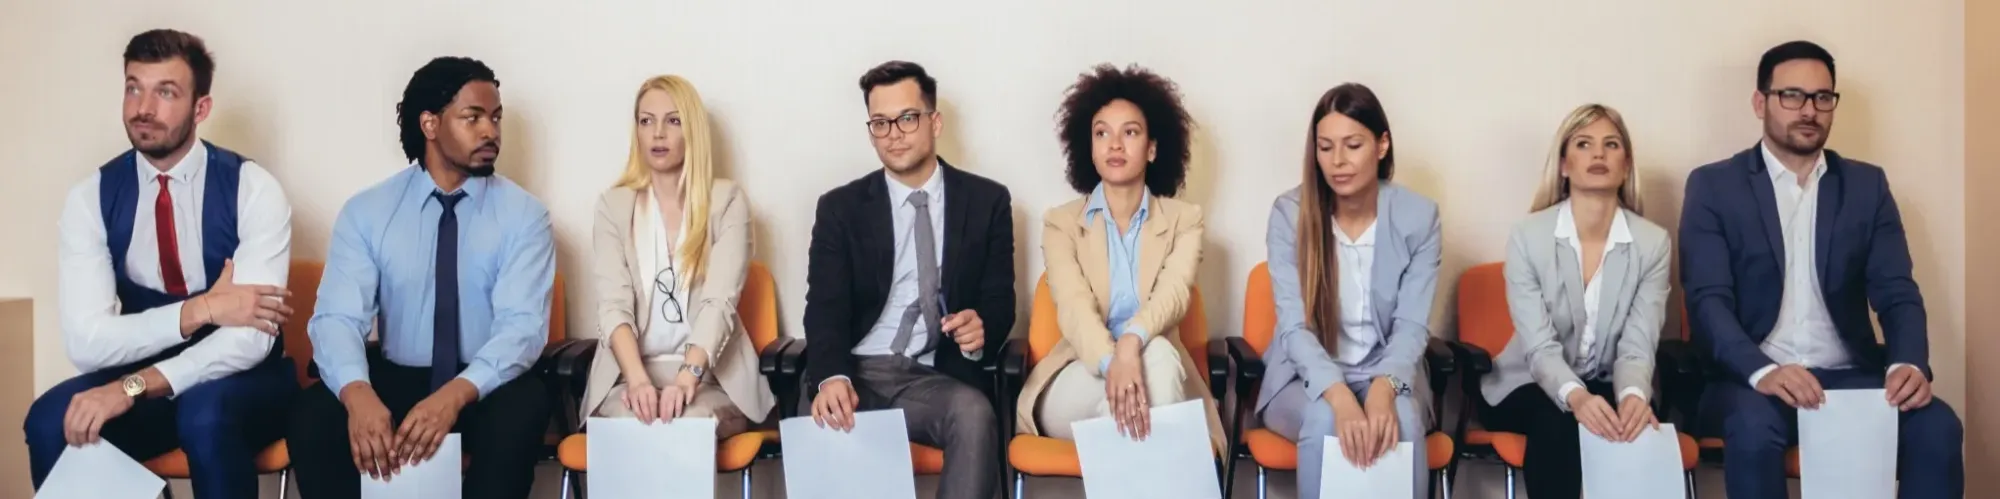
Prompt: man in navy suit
<box><xmin>1680</xmin><ymin>40</ymin><xmax>1963</xmax><ymax>498</ymax></box>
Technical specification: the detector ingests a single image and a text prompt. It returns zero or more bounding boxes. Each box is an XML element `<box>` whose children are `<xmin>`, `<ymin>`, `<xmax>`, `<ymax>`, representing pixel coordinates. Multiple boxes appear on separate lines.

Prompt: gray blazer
<box><xmin>1479</xmin><ymin>204</ymin><xmax>1671</xmax><ymax>407</ymax></box>
<box><xmin>1256</xmin><ymin>183</ymin><xmax>1442</xmax><ymax>416</ymax></box>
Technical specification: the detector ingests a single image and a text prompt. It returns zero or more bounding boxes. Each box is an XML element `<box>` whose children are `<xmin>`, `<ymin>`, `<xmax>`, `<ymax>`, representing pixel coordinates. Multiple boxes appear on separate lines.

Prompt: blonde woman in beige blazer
<box><xmin>580</xmin><ymin>75</ymin><xmax>774</xmax><ymax>438</ymax></box>
<box><xmin>1014</xmin><ymin>64</ymin><xmax>1223</xmax><ymax>453</ymax></box>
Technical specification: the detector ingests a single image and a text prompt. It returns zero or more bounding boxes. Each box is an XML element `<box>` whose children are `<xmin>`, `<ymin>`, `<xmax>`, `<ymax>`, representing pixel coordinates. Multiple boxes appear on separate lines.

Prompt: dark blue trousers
<box><xmin>24</xmin><ymin>357</ymin><xmax>296</xmax><ymax>499</ymax></box>
<box><xmin>1700</xmin><ymin>367</ymin><xmax>1963</xmax><ymax>499</ymax></box>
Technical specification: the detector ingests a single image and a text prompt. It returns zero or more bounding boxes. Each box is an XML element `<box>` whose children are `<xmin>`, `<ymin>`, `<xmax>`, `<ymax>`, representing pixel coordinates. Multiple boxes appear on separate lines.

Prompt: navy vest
<box><xmin>97</xmin><ymin>141</ymin><xmax>279</xmax><ymax>362</ymax></box>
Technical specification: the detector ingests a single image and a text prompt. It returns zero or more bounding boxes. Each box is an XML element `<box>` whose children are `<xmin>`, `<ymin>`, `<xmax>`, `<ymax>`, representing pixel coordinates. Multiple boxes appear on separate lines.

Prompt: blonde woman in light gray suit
<box><xmin>1479</xmin><ymin>103</ymin><xmax>1670</xmax><ymax>499</ymax></box>
<box><xmin>581</xmin><ymin>75</ymin><xmax>775</xmax><ymax>438</ymax></box>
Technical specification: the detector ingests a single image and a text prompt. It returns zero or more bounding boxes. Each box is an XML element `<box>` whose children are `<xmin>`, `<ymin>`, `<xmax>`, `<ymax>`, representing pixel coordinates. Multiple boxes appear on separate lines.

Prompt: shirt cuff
<box><xmin>818</xmin><ymin>375</ymin><xmax>851</xmax><ymax>391</ymax></box>
<box><xmin>1747</xmin><ymin>363</ymin><xmax>1781</xmax><ymax>388</ymax></box>
<box><xmin>152</xmin><ymin>355</ymin><xmax>198</xmax><ymax>400</ymax></box>
<box><xmin>458</xmin><ymin>365</ymin><xmax>500</xmax><ymax>399</ymax></box>
<box><xmin>1617</xmin><ymin>387</ymin><xmax>1649</xmax><ymax>403</ymax></box>
<box><xmin>320</xmin><ymin>363</ymin><xmax>371</xmax><ymax>398</ymax></box>
<box><xmin>150</xmin><ymin>300</ymin><xmax>191</xmax><ymax>344</ymax></box>
<box><xmin>1117</xmin><ymin>325</ymin><xmax>1147</xmax><ymax>341</ymax></box>
<box><xmin>1887</xmin><ymin>363</ymin><xmax>1922</xmax><ymax>379</ymax></box>
<box><xmin>1558</xmin><ymin>382</ymin><xmax>1586</xmax><ymax>411</ymax></box>
<box><xmin>962</xmin><ymin>348</ymin><xmax>984</xmax><ymax>362</ymax></box>
<box><xmin>1099</xmin><ymin>356</ymin><xmax>1113</xmax><ymax>375</ymax></box>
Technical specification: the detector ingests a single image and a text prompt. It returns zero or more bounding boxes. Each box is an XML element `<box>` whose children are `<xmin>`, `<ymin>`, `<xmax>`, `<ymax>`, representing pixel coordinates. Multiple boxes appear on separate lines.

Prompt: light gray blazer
<box><xmin>1479</xmin><ymin>205</ymin><xmax>1671</xmax><ymax>407</ymax></box>
<box><xmin>1256</xmin><ymin>183</ymin><xmax>1442</xmax><ymax>417</ymax></box>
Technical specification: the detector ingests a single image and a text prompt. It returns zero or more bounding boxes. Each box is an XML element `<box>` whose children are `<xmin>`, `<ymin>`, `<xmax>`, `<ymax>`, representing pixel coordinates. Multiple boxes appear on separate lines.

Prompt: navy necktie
<box><xmin>431</xmin><ymin>191</ymin><xmax>467</xmax><ymax>392</ymax></box>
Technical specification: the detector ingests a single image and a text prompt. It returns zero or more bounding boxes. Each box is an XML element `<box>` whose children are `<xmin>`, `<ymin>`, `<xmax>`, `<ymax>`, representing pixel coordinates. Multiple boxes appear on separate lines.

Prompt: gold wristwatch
<box><xmin>120</xmin><ymin>374</ymin><xmax>147</xmax><ymax>398</ymax></box>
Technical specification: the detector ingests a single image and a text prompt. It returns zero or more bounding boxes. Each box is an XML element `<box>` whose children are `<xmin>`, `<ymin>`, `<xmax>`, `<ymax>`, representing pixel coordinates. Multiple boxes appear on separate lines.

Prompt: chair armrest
<box><xmin>538</xmin><ymin>338</ymin><xmax>599</xmax><ymax>394</ymax></box>
<box><xmin>1654</xmin><ymin>338</ymin><xmax>1706</xmax><ymax>424</ymax></box>
<box><xmin>1426</xmin><ymin>337</ymin><xmax>1458</xmax><ymax>376</ymax></box>
<box><xmin>1000</xmin><ymin>338</ymin><xmax>1028</xmax><ymax>378</ymax></box>
<box><xmin>759</xmin><ymin>336</ymin><xmax>801</xmax><ymax>377</ymax></box>
<box><xmin>1656</xmin><ymin>339</ymin><xmax>1701</xmax><ymax>377</ymax></box>
<box><xmin>1219</xmin><ymin>337</ymin><xmax>1264</xmax><ymax>380</ymax></box>
<box><xmin>1449</xmin><ymin>340</ymin><xmax>1494</xmax><ymax>377</ymax></box>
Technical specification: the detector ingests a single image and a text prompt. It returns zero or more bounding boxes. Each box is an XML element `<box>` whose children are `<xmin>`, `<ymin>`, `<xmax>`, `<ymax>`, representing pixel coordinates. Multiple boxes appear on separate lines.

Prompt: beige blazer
<box><xmin>579</xmin><ymin>179</ymin><xmax>775</xmax><ymax>428</ymax></box>
<box><xmin>1014</xmin><ymin>194</ymin><xmax>1225</xmax><ymax>453</ymax></box>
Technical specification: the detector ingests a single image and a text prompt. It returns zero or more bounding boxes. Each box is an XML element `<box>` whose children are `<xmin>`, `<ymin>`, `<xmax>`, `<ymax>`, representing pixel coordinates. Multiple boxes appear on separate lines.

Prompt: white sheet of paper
<box><xmin>1072</xmin><ymin>399</ymin><xmax>1221</xmax><ymax>499</ymax></box>
<box><xmin>34</xmin><ymin>441</ymin><xmax>166</xmax><ymax>499</ymax></box>
<box><xmin>587</xmin><ymin>417</ymin><xmax>718</xmax><ymax>499</ymax></box>
<box><xmin>1800</xmin><ymin>389</ymin><xmax>1898</xmax><ymax>499</ymax></box>
<box><xmin>1318</xmin><ymin>439</ymin><xmax>1414</xmax><ymax>498</ymax></box>
<box><xmin>361</xmin><ymin>434</ymin><xmax>462</xmax><ymax>499</ymax></box>
<box><xmin>779</xmin><ymin>409</ymin><xmax>917</xmax><ymax>499</ymax></box>
<box><xmin>1578</xmin><ymin>423</ymin><xmax>1687</xmax><ymax>499</ymax></box>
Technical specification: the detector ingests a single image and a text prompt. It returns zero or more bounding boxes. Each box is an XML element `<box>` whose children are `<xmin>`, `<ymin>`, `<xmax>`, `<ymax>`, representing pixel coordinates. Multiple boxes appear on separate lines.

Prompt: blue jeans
<box><xmin>1699</xmin><ymin>367</ymin><xmax>1963</xmax><ymax>499</ymax></box>
<box><xmin>24</xmin><ymin>357</ymin><xmax>296</xmax><ymax>499</ymax></box>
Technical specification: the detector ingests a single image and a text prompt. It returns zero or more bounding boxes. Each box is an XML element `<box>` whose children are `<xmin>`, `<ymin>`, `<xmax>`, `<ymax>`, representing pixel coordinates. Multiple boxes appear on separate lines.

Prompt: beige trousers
<box><xmin>1033</xmin><ymin>336</ymin><xmax>1189</xmax><ymax>440</ymax></box>
<box><xmin>593</xmin><ymin>360</ymin><xmax>749</xmax><ymax>439</ymax></box>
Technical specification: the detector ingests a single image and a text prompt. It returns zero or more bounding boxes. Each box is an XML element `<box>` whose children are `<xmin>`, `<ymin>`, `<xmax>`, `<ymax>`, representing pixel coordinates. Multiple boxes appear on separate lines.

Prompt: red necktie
<box><xmin>155</xmin><ymin>174</ymin><xmax>188</xmax><ymax>296</ymax></box>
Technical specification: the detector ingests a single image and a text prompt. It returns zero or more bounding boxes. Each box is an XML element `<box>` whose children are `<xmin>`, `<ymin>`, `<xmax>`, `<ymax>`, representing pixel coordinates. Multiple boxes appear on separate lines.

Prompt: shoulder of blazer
<box><xmin>596</xmin><ymin>186</ymin><xmax>638</xmax><ymax>223</ymax></box>
<box><xmin>1047</xmin><ymin>197</ymin><xmax>1090</xmax><ymax>229</ymax></box>
<box><xmin>1509</xmin><ymin>205</ymin><xmax>1565</xmax><ymax>246</ymax></box>
<box><xmin>710</xmin><ymin>178</ymin><xmax>746</xmax><ymax>215</ymax></box>
<box><xmin>941</xmin><ymin>161</ymin><xmax>1011</xmax><ymax>206</ymax></box>
<box><xmin>1824</xmin><ymin>150</ymin><xmax>1888</xmax><ymax>185</ymax></box>
<box><xmin>1151</xmin><ymin>196</ymin><xmax>1203</xmax><ymax>229</ymax></box>
<box><xmin>1624</xmin><ymin>210</ymin><xmax>1672</xmax><ymax>255</ymax></box>
<box><xmin>1379</xmin><ymin>183</ymin><xmax>1439</xmax><ymax>241</ymax></box>
<box><xmin>815</xmin><ymin>170</ymin><xmax>881</xmax><ymax>215</ymax></box>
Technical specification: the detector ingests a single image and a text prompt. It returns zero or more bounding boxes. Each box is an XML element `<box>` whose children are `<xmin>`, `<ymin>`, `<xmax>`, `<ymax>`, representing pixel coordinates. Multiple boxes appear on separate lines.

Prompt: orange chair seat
<box><xmin>1244</xmin><ymin>429</ymin><xmax>1454</xmax><ymax>470</ymax></box>
<box><xmin>1007</xmin><ymin>435</ymin><xmax>1083</xmax><ymax>477</ymax></box>
<box><xmin>557</xmin><ymin>431</ymin><xmax>769</xmax><ymax>472</ymax></box>
<box><xmin>144</xmin><ymin>440</ymin><xmax>291</xmax><ymax>477</ymax></box>
<box><xmin>912</xmin><ymin>444</ymin><xmax>945</xmax><ymax>475</ymax></box>
<box><xmin>1474</xmin><ymin>430</ymin><xmax>1698</xmax><ymax>470</ymax></box>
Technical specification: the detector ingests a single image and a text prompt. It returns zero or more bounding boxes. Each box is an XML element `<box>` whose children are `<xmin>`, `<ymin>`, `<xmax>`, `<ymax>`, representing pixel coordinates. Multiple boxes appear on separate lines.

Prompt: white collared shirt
<box><xmin>1332</xmin><ymin>218</ymin><xmax>1379</xmax><ymax>366</ymax></box>
<box><xmin>634</xmin><ymin>187</ymin><xmax>691</xmax><ymax>361</ymax></box>
<box><xmin>1747</xmin><ymin>143</ymin><xmax>1917</xmax><ymax>386</ymax></box>
<box><xmin>1551</xmin><ymin>201</ymin><xmax>1646</xmax><ymax>406</ymax></box>
<box><xmin>57</xmin><ymin>141</ymin><xmax>293</xmax><ymax>395</ymax></box>
<box><xmin>852</xmin><ymin>167</ymin><xmax>948</xmax><ymax>364</ymax></box>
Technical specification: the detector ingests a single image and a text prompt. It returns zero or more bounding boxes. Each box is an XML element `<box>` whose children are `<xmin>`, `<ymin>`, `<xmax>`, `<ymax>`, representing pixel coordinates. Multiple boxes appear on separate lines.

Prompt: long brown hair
<box><xmin>1297</xmin><ymin>83</ymin><xmax>1395</xmax><ymax>351</ymax></box>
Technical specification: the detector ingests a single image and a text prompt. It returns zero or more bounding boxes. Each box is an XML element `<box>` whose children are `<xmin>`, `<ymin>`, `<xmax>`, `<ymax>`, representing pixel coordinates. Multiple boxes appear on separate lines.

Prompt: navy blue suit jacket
<box><xmin>1678</xmin><ymin>144</ymin><xmax>1930</xmax><ymax>384</ymax></box>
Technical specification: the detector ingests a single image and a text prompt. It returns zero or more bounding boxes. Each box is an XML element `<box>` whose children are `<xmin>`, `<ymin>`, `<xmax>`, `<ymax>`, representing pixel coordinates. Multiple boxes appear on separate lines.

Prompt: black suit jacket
<box><xmin>803</xmin><ymin>159</ymin><xmax>1017</xmax><ymax>394</ymax></box>
<box><xmin>1679</xmin><ymin>144</ymin><xmax>1930</xmax><ymax>382</ymax></box>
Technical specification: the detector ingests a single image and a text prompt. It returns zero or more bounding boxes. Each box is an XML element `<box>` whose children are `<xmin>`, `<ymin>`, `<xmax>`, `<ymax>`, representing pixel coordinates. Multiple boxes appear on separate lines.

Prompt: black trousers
<box><xmin>287</xmin><ymin>362</ymin><xmax>550</xmax><ymax>499</ymax></box>
<box><xmin>1482</xmin><ymin>381</ymin><xmax>1615</xmax><ymax>499</ymax></box>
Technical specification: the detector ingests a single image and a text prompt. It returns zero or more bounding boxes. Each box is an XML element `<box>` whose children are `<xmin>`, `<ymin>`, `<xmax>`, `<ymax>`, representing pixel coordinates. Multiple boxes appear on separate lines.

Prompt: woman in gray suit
<box><xmin>1260</xmin><ymin>83</ymin><xmax>1440</xmax><ymax>499</ymax></box>
<box><xmin>580</xmin><ymin>75</ymin><xmax>774</xmax><ymax>438</ymax></box>
<box><xmin>1479</xmin><ymin>103</ymin><xmax>1670</xmax><ymax>499</ymax></box>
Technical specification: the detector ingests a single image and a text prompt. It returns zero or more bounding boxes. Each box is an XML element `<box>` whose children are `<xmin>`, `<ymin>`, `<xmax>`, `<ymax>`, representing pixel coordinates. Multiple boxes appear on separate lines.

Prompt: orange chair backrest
<box><xmin>1026</xmin><ymin>272</ymin><xmax>1211</xmax><ymax>379</ymax></box>
<box><xmin>282</xmin><ymin>260</ymin><xmax>325</xmax><ymax>386</ymax></box>
<box><xmin>1242</xmin><ymin>262</ymin><xmax>1277</xmax><ymax>356</ymax></box>
<box><xmin>1456</xmin><ymin>262</ymin><xmax>1514</xmax><ymax>355</ymax></box>
<box><xmin>740</xmin><ymin>262</ymin><xmax>780</xmax><ymax>353</ymax></box>
<box><xmin>549</xmin><ymin>272</ymin><xmax>568</xmax><ymax>344</ymax></box>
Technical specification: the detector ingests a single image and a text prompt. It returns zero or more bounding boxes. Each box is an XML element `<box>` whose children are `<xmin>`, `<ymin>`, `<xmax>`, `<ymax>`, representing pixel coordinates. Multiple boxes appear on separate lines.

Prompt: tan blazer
<box><xmin>1014</xmin><ymin>194</ymin><xmax>1225</xmax><ymax>453</ymax></box>
<box><xmin>579</xmin><ymin>179</ymin><xmax>775</xmax><ymax>428</ymax></box>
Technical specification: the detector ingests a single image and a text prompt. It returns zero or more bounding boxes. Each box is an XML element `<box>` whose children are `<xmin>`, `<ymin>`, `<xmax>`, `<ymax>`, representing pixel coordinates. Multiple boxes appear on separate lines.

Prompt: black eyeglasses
<box><xmin>1763</xmin><ymin>88</ymin><xmax>1841</xmax><ymax>112</ymax></box>
<box><xmin>653</xmin><ymin>264</ymin><xmax>685</xmax><ymax>324</ymax></box>
<box><xmin>865</xmin><ymin>111</ymin><xmax>934</xmax><ymax>138</ymax></box>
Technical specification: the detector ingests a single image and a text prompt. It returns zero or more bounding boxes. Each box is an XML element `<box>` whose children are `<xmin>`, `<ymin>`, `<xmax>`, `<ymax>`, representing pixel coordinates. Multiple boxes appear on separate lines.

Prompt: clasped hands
<box><xmin>341</xmin><ymin>380</ymin><xmax>476</xmax><ymax>480</ymax></box>
<box><xmin>1568</xmin><ymin>390</ymin><xmax>1657</xmax><ymax>443</ymax></box>
<box><xmin>1328</xmin><ymin>377</ymin><xmax>1402</xmax><ymax>468</ymax></box>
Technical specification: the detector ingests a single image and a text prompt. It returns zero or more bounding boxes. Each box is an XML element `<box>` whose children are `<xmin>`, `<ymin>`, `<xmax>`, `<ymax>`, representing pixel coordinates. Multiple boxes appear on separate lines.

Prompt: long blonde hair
<box><xmin>614</xmin><ymin>75</ymin><xmax>716</xmax><ymax>290</ymax></box>
<box><xmin>1530</xmin><ymin>104</ymin><xmax>1644</xmax><ymax>215</ymax></box>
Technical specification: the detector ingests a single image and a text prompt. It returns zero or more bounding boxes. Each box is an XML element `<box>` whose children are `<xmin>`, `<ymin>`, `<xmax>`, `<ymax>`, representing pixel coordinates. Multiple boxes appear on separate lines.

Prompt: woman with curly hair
<box><xmin>1013</xmin><ymin>63</ymin><xmax>1224</xmax><ymax>454</ymax></box>
<box><xmin>1258</xmin><ymin>83</ymin><xmax>1439</xmax><ymax>498</ymax></box>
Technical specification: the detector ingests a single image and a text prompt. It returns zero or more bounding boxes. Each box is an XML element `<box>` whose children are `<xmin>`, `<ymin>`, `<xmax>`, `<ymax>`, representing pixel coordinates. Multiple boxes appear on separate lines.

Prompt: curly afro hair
<box><xmin>1056</xmin><ymin>63</ymin><xmax>1195</xmax><ymax>197</ymax></box>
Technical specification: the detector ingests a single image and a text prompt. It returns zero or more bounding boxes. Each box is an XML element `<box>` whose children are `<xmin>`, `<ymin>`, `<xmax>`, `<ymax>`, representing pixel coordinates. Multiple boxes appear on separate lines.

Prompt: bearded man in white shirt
<box><xmin>23</xmin><ymin>29</ymin><xmax>298</xmax><ymax>499</ymax></box>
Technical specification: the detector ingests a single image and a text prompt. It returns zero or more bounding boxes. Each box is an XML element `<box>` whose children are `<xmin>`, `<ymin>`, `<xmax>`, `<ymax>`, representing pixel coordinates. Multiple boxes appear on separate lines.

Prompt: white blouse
<box><xmin>636</xmin><ymin>188</ymin><xmax>692</xmax><ymax>362</ymax></box>
<box><xmin>1333</xmin><ymin>219</ymin><xmax>1380</xmax><ymax>366</ymax></box>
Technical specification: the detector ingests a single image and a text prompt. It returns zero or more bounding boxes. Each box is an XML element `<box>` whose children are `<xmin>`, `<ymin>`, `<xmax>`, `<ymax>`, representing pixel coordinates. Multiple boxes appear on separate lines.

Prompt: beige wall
<box><xmin>1964</xmin><ymin>0</ymin><xmax>1998</xmax><ymax>493</ymax></box>
<box><xmin>0</xmin><ymin>299</ymin><xmax>31</xmax><ymax>499</ymax></box>
<box><xmin>0</xmin><ymin>1</ymin><xmax>1970</xmax><ymax>497</ymax></box>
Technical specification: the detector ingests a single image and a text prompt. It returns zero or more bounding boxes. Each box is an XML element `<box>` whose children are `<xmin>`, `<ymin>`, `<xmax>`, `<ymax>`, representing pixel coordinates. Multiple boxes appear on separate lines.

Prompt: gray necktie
<box><xmin>890</xmin><ymin>190</ymin><xmax>944</xmax><ymax>357</ymax></box>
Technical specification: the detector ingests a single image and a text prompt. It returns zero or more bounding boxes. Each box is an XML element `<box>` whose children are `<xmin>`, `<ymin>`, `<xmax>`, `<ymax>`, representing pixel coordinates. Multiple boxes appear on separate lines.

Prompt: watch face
<box><xmin>121</xmin><ymin>375</ymin><xmax>145</xmax><ymax>396</ymax></box>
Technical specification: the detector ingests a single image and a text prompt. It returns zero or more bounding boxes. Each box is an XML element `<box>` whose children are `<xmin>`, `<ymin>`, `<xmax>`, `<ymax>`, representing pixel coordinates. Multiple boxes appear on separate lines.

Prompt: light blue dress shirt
<box><xmin>310</xmin><ymin>165</ymin><xmax>555</xmax><ymax>398</ymax></box>
<box><xmin>1085</xmin><ymin>184</ymin><xmax>1149</xmax><ymax>372</ymax></box>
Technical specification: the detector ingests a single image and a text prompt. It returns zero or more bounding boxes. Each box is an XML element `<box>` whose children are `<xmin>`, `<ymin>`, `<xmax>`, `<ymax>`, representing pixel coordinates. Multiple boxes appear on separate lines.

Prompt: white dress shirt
<box><xmin>635</xmin><ymin>188</ymin><xmax>691</xmax><ymax>361</ymax></box>
<box><xmin>1332</xmin><ymin>219</ymin><xmax>1379</xmax><ymax>366</ymax></box>
<box><xmin>57</xmin><ymin>141</ymin><xmax>292</xmax><ymax>395</ymax></box>
<box><xmin>1551</xmin><ymin>201</ymin><xmax>1646</xmax><ymax>406</ymax></box>
<box><xmin>1746</xmin><ymin>143</ymin><xmax>1915</xmax><ymax>387</ymax></box>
